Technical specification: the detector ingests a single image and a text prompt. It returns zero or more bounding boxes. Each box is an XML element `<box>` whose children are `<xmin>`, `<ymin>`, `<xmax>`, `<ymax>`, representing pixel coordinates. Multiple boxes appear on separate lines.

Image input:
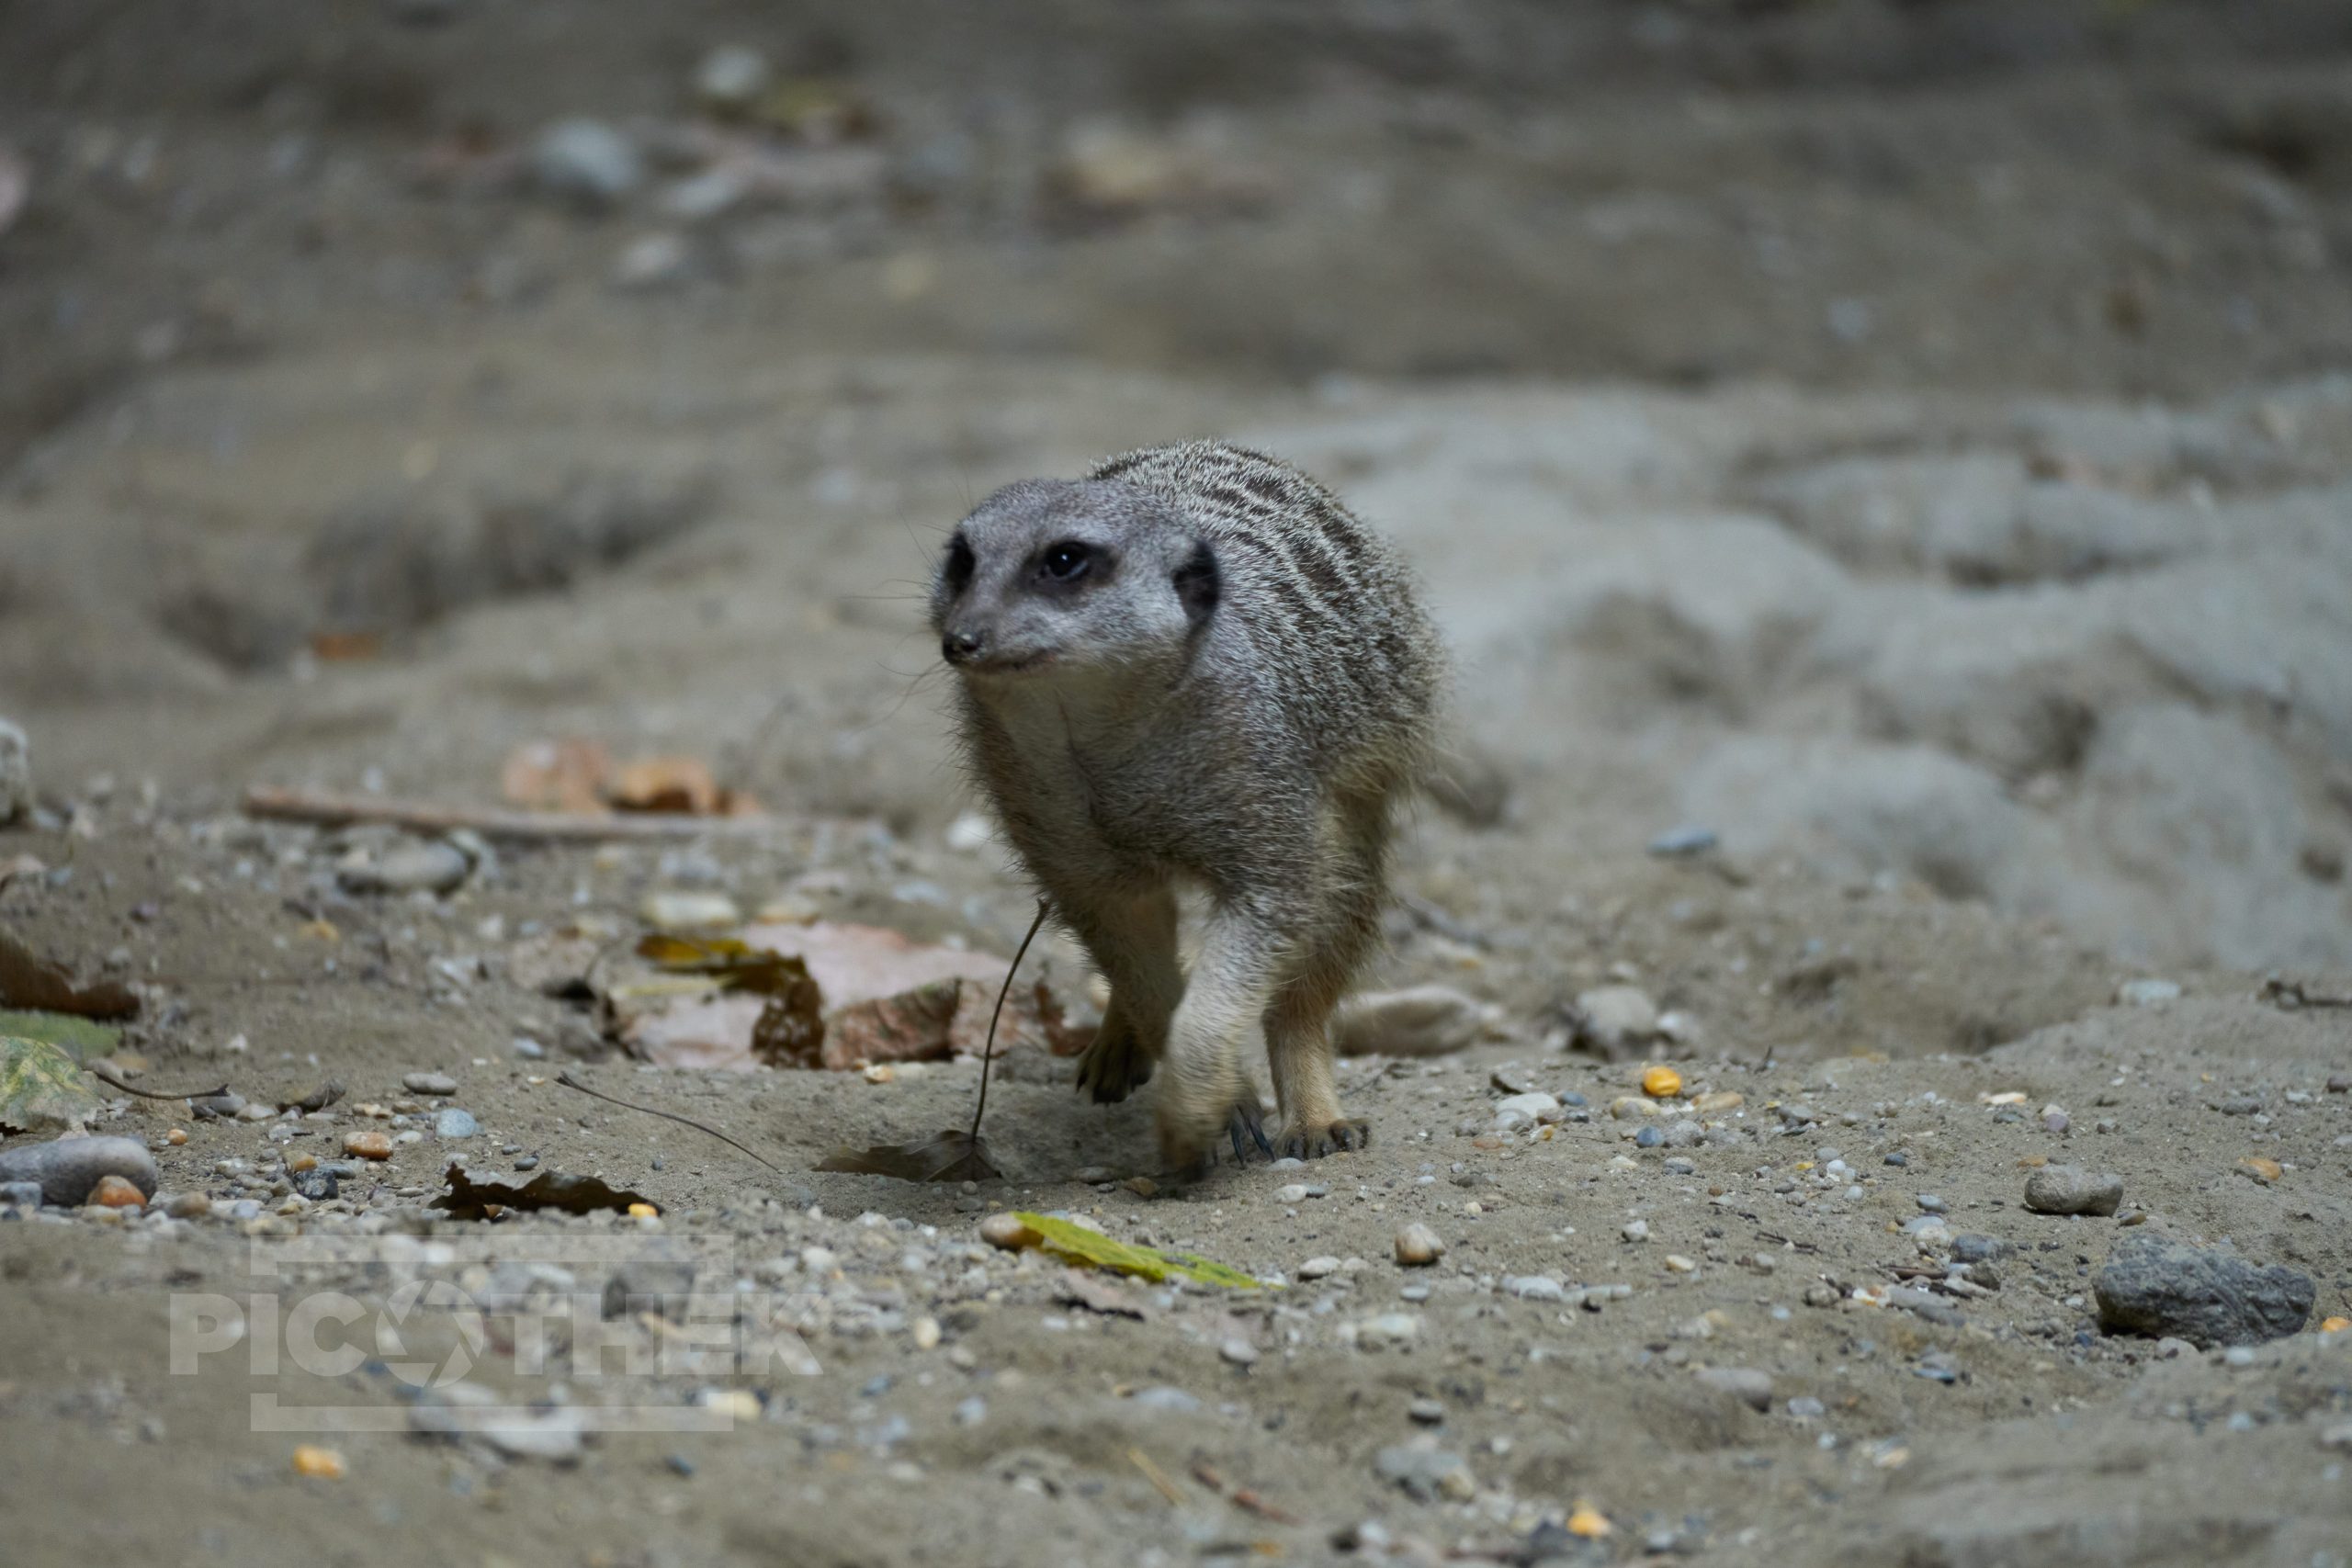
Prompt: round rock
<box><xmin>0</xmin><ymin>1135</ymin><xmax>159</xmax><ymax>1206</ymax></box>
<box><xmin>2023</xmin><ymin>1164</ymin><xmax>2123</xmax><ymax>1216</ymax></box>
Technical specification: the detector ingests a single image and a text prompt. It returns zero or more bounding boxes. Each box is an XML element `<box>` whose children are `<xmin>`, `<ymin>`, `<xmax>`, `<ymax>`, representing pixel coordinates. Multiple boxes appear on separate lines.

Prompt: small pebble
<box><xmin>1408</xmin><ymin>1396</ymin><xmax>1445</xmax><ymax>1425</ymax></box>
<box><xmin>979</xmin><ymin>1213</ymin><xmax>1036</xmax><ymax>1251</ymax></box>
<box><xmin>1917</xmin><ymin>1194</ymin><xmax>1946</xmax><ymax>1213</ymax></box>
<box><xmin>1622</xmin><ymin>1220</ymin><xmax>1650</xmax><ymax>1244</ymax></box>
<box><xmin>1218</xmin><ymin>1337</ymin><xmax>1260</xmax><ymax>1367</ymax></box>
<box><xmin>1299</xmin><ymin>1256</ymin><xmax>1342</xmax><ymax>1280</ymax></box>
<box><xmin>290</xmin><ymin>1445</ymin><xmax>346</xmax><ymax>1480</ymax></box>
<box><xmin>89</xmin><ymin>1174</ymin><xmax>145</xmax><ymax>1209</ymax></box>
<box><xmin>435</xmin><ymin>1109</ymin><xmax>481</xmax><ymax>1139</ymax></box>
<box><xmin>1394</xmin><ymin>1224</ymin><xmax>1447</xmax><ymax>1267</ymax></box>
<box><xmin>403</xmin><ymin>1072</ymin><xmax>459</xmax><ymax>1096</ymax></box>
<box><xmin>344</xmin><ymin>1132</ymin><xmax>394</xmax><ymax>1161</ymax></box>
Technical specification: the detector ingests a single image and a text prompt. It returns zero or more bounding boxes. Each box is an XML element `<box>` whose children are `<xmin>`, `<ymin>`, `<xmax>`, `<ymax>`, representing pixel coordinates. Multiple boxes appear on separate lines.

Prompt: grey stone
<box><xmin>435</xmin><ymin>1109</ymin><xmax>481</xmax><ymax>1139</ymax></box>
<box><xmin>1374</xmin><ymin>1440</ymin><xmax>1474</xmax><ymax>1502</ymax></box>
<box><xmin>1129</xmin><ymin>1385</ymin><xmax>1201</xmax><ymax>1413</ymax></box>
<box><xmin>1647</xmin><ymin>824</ymin><xmax>1718</xmax><ymax>857</ymax></box>
<box><xmin>0</xmin><ymin>1136</ymin><xmax>158</xmax><ymax>1206</ymax></box>
<box><xmin>2094</xmin><ymin>1233</ymin><xmax>2313</xmax><ymax>1348</ymax></box>
<box><xmin>339</xmin><ymin>840</ymin><xmax>469</xmax><ymax>896</ymax></box>
<box><xmin>1950</xmin><ymin>1233</ymin><xmax>2010</xmax><ymax>1264</ymax></box>
<box><xmin>1333</xmin><ymin>986</ymin><xmax>1494</xmax><ymax>1058</ymax></box>
<box><xmin>533</xmin><ymin>118</ymin><xmax>642</xmax><ymax>210</ymax></box>
<box><xmin>1</xmin><ymin>1180</ymin><xmax>42</xmax><ymax>1208</ymax></box>
<box><xmin>1884</xmin><ymin>1287</ymin><xmax>1966</xmax><ymax>1326</ymax></box>
<box><xmin>692</xmin><ymin>44</ymin><xmax>771</xmax><ymax>114</ymax></box>
<box><xmin>410</xmin><ymin>1382</ymin><xmax>587</xmax><ymax>1462</ymax></box>
<box><xmin>1572</xmin><ymin>986</ymin><xmax>1657</xmax><ymax>1057</ymax></box>
<box><xmin>404</xmin><ymin>1072</ymin><xmax>459</xmax><ymax>1096</ymax></box>
<box><xmin>1504</xmin><ymin>1275</ymin><xmax>1566</xmax><ymax>1302</ymax></box>
<box><xmin>288</xmin><ymin>1167</ymin><xmax>338</xmax><ymax>1201</ymax></box>
<box><xmin>601</xmin><ymin>1256</ymin><xmax>700</xmax><ymax>1321</ymax></box>
<box><xmin>1660</xmin><ymin>1119</ymin><xmax>1705</xmax><ymax>1149</ymax></box>
<box><xmin>2023</xmin><ymin>1164</ymin><xmax>2123</xmax><ymax>1216</ymax></box>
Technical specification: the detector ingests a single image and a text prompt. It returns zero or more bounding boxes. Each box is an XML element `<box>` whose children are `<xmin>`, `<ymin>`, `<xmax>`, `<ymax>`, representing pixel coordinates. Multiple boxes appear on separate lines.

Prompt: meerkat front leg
<box><xmin>1155</xmin><ymin>902</ymin><xmax>1282</xmax><ymax>1172</ymax></box>
<box><xmin>1065</xmin><ymin>885</ymin><xmax>1182</xmax><ymax>1104</ymax></box>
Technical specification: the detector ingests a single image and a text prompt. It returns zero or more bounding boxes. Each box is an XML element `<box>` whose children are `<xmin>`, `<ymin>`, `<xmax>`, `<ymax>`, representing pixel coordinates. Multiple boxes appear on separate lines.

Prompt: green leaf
<box><xmin>0</xmin><ymin>1034</ymin><xmax>105</xmax><ymax>1133</ymax></box>
<box><xmin>0</xmin><ymin>1010</ymin><xmax>121</xmax><ymax>1062</ymax></box>
<box><xmin>1012</xmin><ymin>1211</ymin><xmax>1268</xmax><ymax>1290</ymax></box>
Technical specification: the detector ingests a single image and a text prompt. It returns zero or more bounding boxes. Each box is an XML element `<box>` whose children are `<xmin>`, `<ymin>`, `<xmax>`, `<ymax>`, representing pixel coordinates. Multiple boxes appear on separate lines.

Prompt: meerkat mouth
<box><xmin>961</xmin><ymin>649</ymin><xmax>1060</xmax><ymax>676</ymax></box>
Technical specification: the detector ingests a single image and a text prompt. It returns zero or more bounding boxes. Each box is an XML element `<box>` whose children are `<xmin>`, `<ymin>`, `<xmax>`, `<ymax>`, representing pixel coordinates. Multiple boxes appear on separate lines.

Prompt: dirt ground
<box><xmin>3</xmin><ymin>4</ymin><xmax>2351</xmax><ymax>1564</ymax></box>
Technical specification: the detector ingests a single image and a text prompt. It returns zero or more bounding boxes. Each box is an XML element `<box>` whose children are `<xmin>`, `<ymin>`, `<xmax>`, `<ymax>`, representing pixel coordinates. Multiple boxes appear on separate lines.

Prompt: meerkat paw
<box><xmin>1157</xmin><ymin>1091</ymin><xmax>1272</xmax><ymax>1177</ymax></box>
<box><xmin>1073</xmin><ymin>1013</ymin><xmax>1155</xmax><ymax>1104</ymax></box>
<box><xmin>1273</xmin><ymin>1117</ymin><xmax>1371</xmax><ymax>1161</ymax></box>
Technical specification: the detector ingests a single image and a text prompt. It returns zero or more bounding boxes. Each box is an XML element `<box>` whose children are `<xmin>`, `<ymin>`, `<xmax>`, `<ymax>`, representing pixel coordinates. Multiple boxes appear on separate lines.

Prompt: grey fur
<box><xmin>931</xmin><ymin>440</ymin><xmax>1442</xmax><ymax>1168</ymax></box>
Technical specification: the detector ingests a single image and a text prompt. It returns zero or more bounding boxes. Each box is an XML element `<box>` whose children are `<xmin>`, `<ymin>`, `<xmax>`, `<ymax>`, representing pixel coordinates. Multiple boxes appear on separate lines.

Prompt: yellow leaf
<box><xmin>1013</xmin><ymin>1211</ymin><xmax>1267</xmax><ymax>1290</ymax></box>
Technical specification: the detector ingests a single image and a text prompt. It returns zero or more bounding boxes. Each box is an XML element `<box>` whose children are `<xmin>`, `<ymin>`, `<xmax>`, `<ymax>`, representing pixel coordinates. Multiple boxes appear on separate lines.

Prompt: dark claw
<box><xmin>1227</xmin><ymin>1099</ymin><xmax>1272</xmax><ymax>1163</ymax></box>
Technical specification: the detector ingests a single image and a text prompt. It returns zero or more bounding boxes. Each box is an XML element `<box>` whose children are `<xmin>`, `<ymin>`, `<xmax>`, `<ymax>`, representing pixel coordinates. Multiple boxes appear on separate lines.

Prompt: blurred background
<box><xmin>3</xmin><ymin>0</ymin><xmax>2350</xmax><ymax>977</ymax></box>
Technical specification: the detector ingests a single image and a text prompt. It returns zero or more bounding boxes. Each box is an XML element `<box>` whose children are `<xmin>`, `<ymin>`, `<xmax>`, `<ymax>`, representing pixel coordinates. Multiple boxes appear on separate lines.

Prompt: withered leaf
<box><xmin>432</xmin><ymin>1163</ymin><xmax>659</xmax><ymax>1221</ymax></box>
<box><xmin>750</xmin><ymin>977</ymin><xmax>826</xmax><ymax>1068</ymax></box>
<box><xmin>635</xmin><ymin>933</ymin><xmax>818</xmax><ymax>998</ymax></box>
<box><xmin>814</xmin><ymin>1128</ymin><xmax>1001</xmax><ymax>1183</ymax></box>
<box><xmin>0</xmin><ymin>932</ymin><xmax>138</xmax><ymax>1020</ymax></box>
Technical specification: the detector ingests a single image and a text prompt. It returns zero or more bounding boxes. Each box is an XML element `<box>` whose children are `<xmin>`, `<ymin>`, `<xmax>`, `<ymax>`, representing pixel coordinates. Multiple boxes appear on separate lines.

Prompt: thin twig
<box><xmin>968</xmin><ymin>899</ymin><xmax>1050</xmax><ymax>1147</ymax></box>
<box><xmin>555</xmin><ymin>1071</ymin><xmax>783</xmax><ymax>1172</ymax></box>
<box><xmin>84</xmin><ymin>1064</ymin><xmax>230</xmax><ymax>1101</ymax></box>
<box><xmin>242</xmin><ymin>785</ymin><xmax>801</xmax><ymax>842</ymax></box>
<box><xmin>1127</xmin><ymin>1447</ymin><xmax>1186</xmax><ymax>1506</ymax></box>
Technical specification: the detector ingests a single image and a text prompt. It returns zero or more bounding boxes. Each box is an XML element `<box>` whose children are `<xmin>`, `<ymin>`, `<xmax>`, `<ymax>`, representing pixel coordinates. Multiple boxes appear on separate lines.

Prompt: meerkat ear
<box><xmin>1173</xmin><ymin>537</ymin><xmax>1219</xmax><ymax>627</ymax></box>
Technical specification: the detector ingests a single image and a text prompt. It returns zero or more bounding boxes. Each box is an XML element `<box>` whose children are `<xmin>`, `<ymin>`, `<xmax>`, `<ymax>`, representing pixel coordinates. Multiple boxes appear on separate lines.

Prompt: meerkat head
<box><xmin>932</xmin><ymin>477</ymin><xmax>1219</xmax><ymax>681</ymax></box>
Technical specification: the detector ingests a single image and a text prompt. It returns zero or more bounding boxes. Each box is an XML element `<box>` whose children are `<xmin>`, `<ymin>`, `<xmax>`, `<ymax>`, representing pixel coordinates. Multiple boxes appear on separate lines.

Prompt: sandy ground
<box><xmin>3</xmin><ymin>4</ymin><xmax>2352</xmax><ymax>1565</ymax></box>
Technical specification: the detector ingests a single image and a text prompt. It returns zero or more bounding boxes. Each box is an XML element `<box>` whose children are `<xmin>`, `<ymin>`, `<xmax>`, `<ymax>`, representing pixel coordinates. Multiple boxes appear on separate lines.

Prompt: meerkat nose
<box><xmin>942</xmin><ymin>627</ymin><xmax>988</xmax><ymax>664</ymax></box>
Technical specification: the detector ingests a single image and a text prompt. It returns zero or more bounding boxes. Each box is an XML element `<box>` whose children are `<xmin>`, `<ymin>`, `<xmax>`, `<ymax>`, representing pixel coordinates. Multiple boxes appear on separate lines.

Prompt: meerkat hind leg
<box><xmin>1265</xmin><ymin>852</ymin><xmax>1382</xmax><ymax>1159</ymax></box>
<box><xmin>1265</xmin><ymin>963</ymin><xmax>1370</xmax><ymax>1159</ymax></box>
<box><xmin>1069</xmin><ymin>886</ymin><xmax>1182</xmax><ymax>1104</ymax></box>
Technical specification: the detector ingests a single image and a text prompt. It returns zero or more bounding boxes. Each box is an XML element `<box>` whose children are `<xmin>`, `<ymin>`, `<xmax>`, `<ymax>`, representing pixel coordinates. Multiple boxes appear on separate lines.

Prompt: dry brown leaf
<box><xmin>0</xmin><ymin>932</ymin><xmax>139</xmax><ymax>1020</ymax></box>
<box><xmin>749</xmin><ymin>977</ymin><xmax>826</xmax><ymax>1068</ymax></box>
<box><xmin>501</xmin><ymin>739</ymin><xmax>611</xmax><ymax>814</ymax></box>
<box><xmin>432</xmin><ymin>1164</ymin><xmax>659</xmax><ymax>1220</ymax></box>
<box><xmin>737</xmin><ymin>920</ymin><xmax>1011</xmax><ymax>1005</ymax></box>
<box><xmin>814</xmin><ymin>1128</ymin><xmax>1000</xmax><ymax>1182</ymax></box>
<box><xmin>608</xmin><ymin>755</ymin><xmax>720</xmax><ymax>815</ymax></box>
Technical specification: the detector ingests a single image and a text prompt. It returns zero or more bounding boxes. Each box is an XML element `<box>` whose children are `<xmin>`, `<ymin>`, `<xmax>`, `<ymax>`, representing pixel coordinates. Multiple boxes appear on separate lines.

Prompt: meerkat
<box><xmin>930</xmin><ymin>440</ymin><xmax>1442</xmax><ymax>1170</ymax></box>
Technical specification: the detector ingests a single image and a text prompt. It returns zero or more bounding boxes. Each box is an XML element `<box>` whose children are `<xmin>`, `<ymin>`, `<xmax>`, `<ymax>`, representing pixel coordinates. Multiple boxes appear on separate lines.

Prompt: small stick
<box><xmin>241</xmin><ymin>785</ymin><xmax>796</xmax><ymax>842</ymax></box>
<box><xmin>1127</xmin><ymin>1447</ymin><xmax>1186</xmax><ymax>1506</ymax></box>
<box><xmin>555</xmin><ymin>1070</ymin><xmax>783</xmax><ymax>1172</ymax></box>
<box><xmin>967</xmin><ymin>899</ymin><xmax>1050</xmax><ymax>1147</ymax></box>
<box><xmin>84</xmin><ymin>1064</ymin><xmax>231</xmax><ymax>1101</ymax></box>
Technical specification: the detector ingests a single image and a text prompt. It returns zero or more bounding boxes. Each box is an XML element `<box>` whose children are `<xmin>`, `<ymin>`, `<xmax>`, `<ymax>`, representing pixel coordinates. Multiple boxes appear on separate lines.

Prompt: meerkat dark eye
<box><xmin>1040</xmin><ymin>541</ymin><xmax>1092</xmax><ymax>582</ymax></box>
<box><xmin>942</xmin><ymin>533</ymin><xmax>976</xmax><ymax>593</ymax></box>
